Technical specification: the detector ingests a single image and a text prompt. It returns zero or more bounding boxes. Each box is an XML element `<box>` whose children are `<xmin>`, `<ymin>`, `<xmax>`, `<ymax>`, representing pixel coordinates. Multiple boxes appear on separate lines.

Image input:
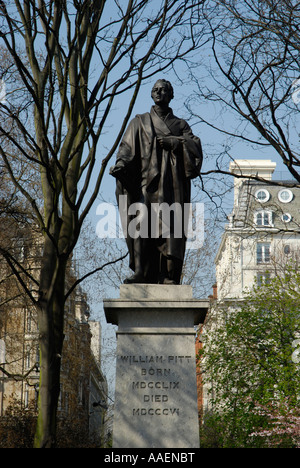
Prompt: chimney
<box><xmin>209</xmin><ymin>283</ymin><xmax>218</xmax><ymax>301</ymax></box>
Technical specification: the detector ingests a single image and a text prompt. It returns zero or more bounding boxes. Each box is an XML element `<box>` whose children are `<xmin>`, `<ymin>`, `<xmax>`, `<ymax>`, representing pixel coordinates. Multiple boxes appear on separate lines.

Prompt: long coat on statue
<box><xmin>110</xmin><ymin>105</ymin><xmax>203</xmax><ymax>283</ymax></box>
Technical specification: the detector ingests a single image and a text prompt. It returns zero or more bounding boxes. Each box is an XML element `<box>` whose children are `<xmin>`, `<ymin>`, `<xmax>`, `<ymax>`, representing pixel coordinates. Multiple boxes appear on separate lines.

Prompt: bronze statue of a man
<box><xmin>110</xmin><ymin>79</ymin><xmax>203</xmax><ymax>284</ymax></box>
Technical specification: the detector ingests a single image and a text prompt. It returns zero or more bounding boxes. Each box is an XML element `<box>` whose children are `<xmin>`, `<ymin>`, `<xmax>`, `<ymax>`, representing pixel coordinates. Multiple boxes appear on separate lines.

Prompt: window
<box><xmin>24</xmin><ymin>384</ymin><xmax>30</xmax><ymax>408</ymax></box>
<box><xmin>26</xmin><ymin>310</ymin><xmax>32</xmax><ymax>332</ymax></box>
<box><xmin>257</xmin><ymin>243</ymin><xmax>271</xmax><ymax>264</ymax></box>
<box><xmin>0</xmin><ymin>339</ymin><xmax>5</xmax><ymax>364</ymax></box>
<box><xmin>257</xmin><ymin>272</ymin><xmax>271</xmax><ymax>286</ymax></box>
<box><xmin>255</xmin><ymin>210</ymin><xmax>273</xmax><ymax>227</ymax></box>
<box><xmin>284</xmin><ymin>245</ymin><xmax>291</xmax><ymax>255</ymax></box>
<box><xmin>58</xmin><ymin>384</ymin><xmax>63</xmax><ymax>411</ymax></box>
<box><xmin>65</xmin><ymin>392</ymin><xmax>69</xmax><ymax>414</ymax></box>
<box><xmin>278</xmin><ymin>189</ymin><xmax>293</xmax><ymax>203</ymax></box>
<box><xmin>35</xmin><ymin>347</ymin><xmax>40</xmax><ymax>371</ymax></box>
<box><xmin>25</xmin><ymin>345</ymin><xmax>31</xmax><ymax>369</ymax></box>
<box><xmin>12</xmin><ymin>238</ymin><xmax>26</xmax><ymax>261</ymax></box>
<box><xmin>78</xmin><ymin>380</ymin><xmax>83</xmax><ymax>405</ymax></box>
<box><xmin>255</xmin><ymin>189</ymin><xmax>270</xmax><ymax>203</ymax></box>
<box><xmin>282</xmin><ymin>213</ymin><xmax>292</xmax><ymax>223</ymax></box>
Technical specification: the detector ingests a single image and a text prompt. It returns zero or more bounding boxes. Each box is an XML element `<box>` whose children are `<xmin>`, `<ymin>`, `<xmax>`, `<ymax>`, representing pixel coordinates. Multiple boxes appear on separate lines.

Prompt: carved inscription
<box><xmin>119</xmin><ymin>355</ymin><xmax>192</xmax><ymax>417</ymax></box>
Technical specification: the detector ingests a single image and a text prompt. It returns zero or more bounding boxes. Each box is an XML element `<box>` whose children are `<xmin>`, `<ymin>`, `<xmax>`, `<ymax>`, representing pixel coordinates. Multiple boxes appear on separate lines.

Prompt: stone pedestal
<box><xmin>104</xmin><ymin>284</ymin><xmax>208</xmax><ymax>449</ymax></box>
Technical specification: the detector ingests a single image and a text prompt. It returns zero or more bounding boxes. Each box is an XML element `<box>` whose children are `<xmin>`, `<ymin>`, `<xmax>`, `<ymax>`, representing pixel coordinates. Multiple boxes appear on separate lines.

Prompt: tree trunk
<box><xmin>34</xmin><ymin>238</ymin><xmax>66</xmax><ymax>448</ymax></box>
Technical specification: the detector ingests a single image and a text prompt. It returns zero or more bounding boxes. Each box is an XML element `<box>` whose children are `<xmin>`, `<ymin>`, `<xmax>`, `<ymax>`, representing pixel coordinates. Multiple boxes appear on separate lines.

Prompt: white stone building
<box><xmin>199</xmin><ymin>159</ymin><xmax>300</xmax><ymax>417</ymax></box>
<box><xmin>215</xmin><ymin>159</ymin><xmax>300</xmax><ymax>301</ymax></box>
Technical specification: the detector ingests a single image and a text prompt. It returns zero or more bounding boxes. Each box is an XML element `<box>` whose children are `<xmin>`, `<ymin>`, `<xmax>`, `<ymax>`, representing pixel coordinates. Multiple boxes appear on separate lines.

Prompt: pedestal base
<box><xmin>104</xmin><ymin>284</ymin><xmax>208</xmax><ymax>449</ymax></box>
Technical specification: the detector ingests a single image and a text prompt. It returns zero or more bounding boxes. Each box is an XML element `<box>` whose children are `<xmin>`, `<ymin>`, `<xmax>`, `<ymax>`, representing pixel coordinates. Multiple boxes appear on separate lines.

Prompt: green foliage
<box><xmin>201</xmin><ymin>263</ymin><xmax>300</xmax><ymax>448</ymax></box>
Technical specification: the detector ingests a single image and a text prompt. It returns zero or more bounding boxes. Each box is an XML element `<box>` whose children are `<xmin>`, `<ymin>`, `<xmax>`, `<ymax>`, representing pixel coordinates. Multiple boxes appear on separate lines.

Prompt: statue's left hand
<box><xmin>157</xmin><ymin>136</ymin><xmax>183</xmax><ymax>151</ymax></box>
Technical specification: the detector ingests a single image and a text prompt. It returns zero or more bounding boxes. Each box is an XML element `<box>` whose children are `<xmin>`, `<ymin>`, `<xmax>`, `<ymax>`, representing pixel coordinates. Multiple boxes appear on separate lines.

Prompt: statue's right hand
<box><xmin>110</xmin><ymin>163</ymin><xmax>124</xmax><ymax>175</ymax></box>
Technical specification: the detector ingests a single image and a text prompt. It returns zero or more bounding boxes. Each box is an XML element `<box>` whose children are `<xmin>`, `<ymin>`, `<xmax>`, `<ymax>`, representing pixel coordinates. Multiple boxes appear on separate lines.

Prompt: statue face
<box><xmin>151</xmin><ymin>80</ymin><xmax>172</xmax><ymax>106</ymax></box>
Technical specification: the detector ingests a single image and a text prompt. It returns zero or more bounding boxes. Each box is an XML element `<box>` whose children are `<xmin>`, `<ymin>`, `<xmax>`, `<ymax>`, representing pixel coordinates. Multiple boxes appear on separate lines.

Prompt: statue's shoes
<box><xmin>123</xmin><ymin>273</ymin><xmax>145</xmax><ymax>284</ymax></box>
<box><xmin>162</xmin><ymin>278</ymin><xmax>177</xmax><ymax>285</ymax></box>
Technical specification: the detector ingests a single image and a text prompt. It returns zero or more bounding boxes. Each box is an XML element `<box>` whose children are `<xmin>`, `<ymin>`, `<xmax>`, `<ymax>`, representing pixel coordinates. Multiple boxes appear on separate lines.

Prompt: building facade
<box><xmin>199</xmin><ymin>159</ymin><xmax>300</xmax><ymax>418</ymax></box>
<box><xmin>0</xmin><ymin>230</ymin><xmax>107</xmax><ymax>446</ymax></box>
<box><xmin>215</xmin><ymin>159</ymin><xmax>300</xmax><ymax>301</ymax></box>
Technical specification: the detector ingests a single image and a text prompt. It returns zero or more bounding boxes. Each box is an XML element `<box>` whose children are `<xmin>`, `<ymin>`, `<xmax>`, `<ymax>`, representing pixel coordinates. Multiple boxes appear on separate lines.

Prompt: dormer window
<box><xmin>254</xmin><ymin>210</ymin><xmax>273</xmax><ymax>227</ymax></box>
<box><xmin>255</xmin><ymin>189</ymin><xmax>270</xmax><ymax>203</ymax></box>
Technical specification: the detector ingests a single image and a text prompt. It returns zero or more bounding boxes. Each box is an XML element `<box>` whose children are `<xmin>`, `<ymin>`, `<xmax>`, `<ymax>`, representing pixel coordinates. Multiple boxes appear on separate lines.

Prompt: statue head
<box><xmin>151</xmin><ymin>79</ymin><xmax>174</xmax><ymax>106</ymax></box>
